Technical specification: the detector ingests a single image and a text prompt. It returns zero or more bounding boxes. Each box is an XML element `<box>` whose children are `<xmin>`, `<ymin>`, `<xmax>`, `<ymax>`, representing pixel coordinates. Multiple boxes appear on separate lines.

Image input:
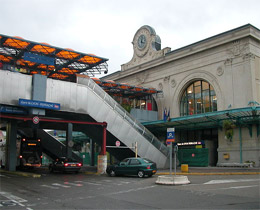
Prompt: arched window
<box><xmin>180</xmin><ymin>80</ymin><xmax>217</xmax><ymax>116</ymax></box>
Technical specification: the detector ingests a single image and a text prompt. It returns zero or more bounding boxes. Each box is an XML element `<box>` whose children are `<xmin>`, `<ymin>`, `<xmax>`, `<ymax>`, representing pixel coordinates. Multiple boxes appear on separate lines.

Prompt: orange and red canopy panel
<box><xmin>0</xmin><ymin>34</ymin><xmax>108</xmax><ymax>81</ymax></box>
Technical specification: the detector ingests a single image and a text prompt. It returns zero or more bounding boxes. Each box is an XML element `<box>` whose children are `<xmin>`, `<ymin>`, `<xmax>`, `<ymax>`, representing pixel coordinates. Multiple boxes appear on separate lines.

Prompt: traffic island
<box><xmin>156</xmin><ymin>175</ymin><xmax>190</xmax><ymax>185</ymax></box>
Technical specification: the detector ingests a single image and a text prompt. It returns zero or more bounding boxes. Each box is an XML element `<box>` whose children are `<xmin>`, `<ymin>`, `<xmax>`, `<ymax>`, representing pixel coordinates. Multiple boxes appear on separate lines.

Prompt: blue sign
<box><xmin>24</xmin><ymin>52</ymin><xmax>55</xmax><ymax>65</ymax></box>
<box><xmin>167</xmin><ymin>132</ymin><xmax>175</xmax><ymax>139</ymax></box>
<box><xmin>166</xmin><ymin>127</ymin><xmax>175</xmax><ymax>142</ymax></box>
<box><xmin>19</xmin><ymin>99</ymin><xmax>60</xmax><ymax>110</ymax></box>
<box><xmin>0</xmin><ymin>105</ymin><xmax>27</xmax><ymax>114</ymax></box>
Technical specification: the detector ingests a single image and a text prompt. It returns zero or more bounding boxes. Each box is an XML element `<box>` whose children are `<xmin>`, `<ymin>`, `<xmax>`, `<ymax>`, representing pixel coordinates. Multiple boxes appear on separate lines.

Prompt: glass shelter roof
<box><xmin>143</xmin><ymin>106</ymin><xmax>260</xmax><ymax>134</ymax></box>
<box><xmin>0</xmin><ymin>34</ymin><xmax>108</xmax><ymax>81</ymax></box>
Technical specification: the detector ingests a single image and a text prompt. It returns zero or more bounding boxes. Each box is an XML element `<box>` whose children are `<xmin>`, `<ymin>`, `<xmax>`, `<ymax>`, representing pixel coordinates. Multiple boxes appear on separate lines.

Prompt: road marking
<box><xmin>204</xmin><ymin>179</ymin><xmax>260</xmax><ymax>185</ymax></box>
<box><xmin>0</xmin><ymin>174</ymin><xmax>10</xmax><ymax>178</ymax></box>
<box><xmin>229</xmin><ymin>185</ymin><xmax>259</xmax><ymax>189</ymax></box>
<box><xmin>52</xmin><ymin>183</ymin><xmax>71</xmax><ymax>188</ymax></box>
<box><xmin>118</xmin><ymin>181</ymin><xmax>131</xmax><ymax>184</ymax></box>
<box><xmin>0</xmin><ymin>192</ymin><xmax>30</xmax><ymax>209</ymax></box>
<box><xmin>110</xmin><ymin>185</ymin><xmax>157</xmax><ymax>195</ymax></box>
<box><xmin>205</xmin><ymin>185</ymin><xmax>259</xmax><ymax>191</ymax></box>
<box><xmin>64</xmin><ymin>182</ymin><xmax>83</xmax><ymax>187</ymax></box>
<box><xmin>102</xmin><ymin>180</ymin><xmax>112</xmax><ymax>182</ymax></box>
<box><xmin>41</xmin><ymin>185</ymin><xmax>59</xmax><ymax>189</ymax></box>
<box><xmin>0</xmin><ymin>192</ymin><xmax>27</xmax><ymax>203</ymax></box>
<box><xmin>75</xmin><ymin>181</ymin><xmax>101</xmax><ymax>186</ymax></box>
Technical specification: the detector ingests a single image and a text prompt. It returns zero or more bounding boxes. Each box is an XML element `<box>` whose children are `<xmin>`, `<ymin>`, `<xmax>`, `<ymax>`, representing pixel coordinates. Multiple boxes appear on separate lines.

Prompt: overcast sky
<box><xmin>1</xmin><ymin>0</ymin><xmax>259</xmax><ymax>77</ymax></box>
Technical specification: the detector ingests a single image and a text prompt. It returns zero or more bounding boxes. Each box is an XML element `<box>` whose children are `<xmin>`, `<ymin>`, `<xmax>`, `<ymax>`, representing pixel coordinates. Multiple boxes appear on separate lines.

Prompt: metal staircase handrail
<box><xmin>82</xmin><ymin>77</ymin><xmax>169</xmax><ymax>157</ymax></box>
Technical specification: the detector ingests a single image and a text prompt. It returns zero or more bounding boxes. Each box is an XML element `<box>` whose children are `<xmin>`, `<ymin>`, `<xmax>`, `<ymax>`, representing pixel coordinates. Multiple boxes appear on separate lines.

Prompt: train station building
<box><xmin>102</xmin><ymin>24</ymin><xmax>260</xmax><ymax>167</ymax></box>
<box><xmin>0</xmin><ymin>24</ymin><xmax>259</xmax><ymax>171</ymax></box>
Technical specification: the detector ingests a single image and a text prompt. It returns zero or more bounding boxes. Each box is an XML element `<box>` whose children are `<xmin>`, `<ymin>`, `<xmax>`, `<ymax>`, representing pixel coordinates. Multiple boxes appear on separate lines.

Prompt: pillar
<box><xmin>6</xmin><ymin>120</ymin><xmax>17</xmax><ymax>171</ymax></box>
<box><xmin>90</xmin><ymin>138</ymin><xmax>95</xmax><ymax>166</ymax></box>
<box><xmin>97</xmin><ymin>123</ymin><xmax>107</xmax><ymax>174</ymax></box>
<box><xmin>66</xmin><ymin>123</ymin><xmax>73</xmax><ymax>159</ymax></box>
<box><xmin>100</xmin><ymin>124</ymin><xmax>107</xmax><ymax>155</ymax></box>
<box><xmin>239</xmin><ymin>126</ymin><xmax>242</xmax><ymax>163</ymax></box>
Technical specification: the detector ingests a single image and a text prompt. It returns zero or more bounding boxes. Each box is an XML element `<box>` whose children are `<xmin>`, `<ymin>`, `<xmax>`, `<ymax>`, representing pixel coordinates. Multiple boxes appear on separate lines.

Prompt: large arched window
<box><xmin>180</xmin><ymin>80</ymin><xmax>217</xmax><ymax>116</ymax></box>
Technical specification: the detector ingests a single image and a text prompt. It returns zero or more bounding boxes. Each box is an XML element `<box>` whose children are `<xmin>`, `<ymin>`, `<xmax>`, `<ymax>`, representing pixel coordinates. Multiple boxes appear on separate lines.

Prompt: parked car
<box><xmin>106</xmin><ymin>157</ymin><xmax>157</xmax><ymax>178</ymax></box>
<box><xmin>49</xmin><ymin>157</ymin><xmax>82</xmax><ymax>173</ymax></box>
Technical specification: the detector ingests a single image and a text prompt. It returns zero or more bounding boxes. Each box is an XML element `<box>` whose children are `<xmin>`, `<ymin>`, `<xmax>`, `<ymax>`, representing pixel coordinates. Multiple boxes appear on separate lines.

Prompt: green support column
<box><xmin>66</xmin><ymin>123</ymin><xmax>73</xmax><ymax>159</ymax></box>
<box><xmin>239</xmin><ymin>126</ymin><xmax>242</xmax><ymax>164</ymax></box>
<box><xmin>6</xmin><ymin>120</ymin><xmax>17</xmax><ymax>171</ymax></box>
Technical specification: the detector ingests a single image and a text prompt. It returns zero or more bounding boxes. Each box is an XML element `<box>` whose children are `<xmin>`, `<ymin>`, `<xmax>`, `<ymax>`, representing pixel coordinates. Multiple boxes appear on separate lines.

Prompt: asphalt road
<box><xmin>0</xmin><ymin>171</ymin><xmax>259</xmax><ymax>209</ymax></box>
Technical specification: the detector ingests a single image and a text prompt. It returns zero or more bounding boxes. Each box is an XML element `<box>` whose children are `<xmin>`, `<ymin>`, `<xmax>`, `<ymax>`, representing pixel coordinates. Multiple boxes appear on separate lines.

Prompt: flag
<box><xmin>167</xmin><ymin>109</ymin><xmax>170</xmax><ymax>121</ymax></box>
<box><xmin>163</xmin><ymin>108</ymin><xmax>167</xmax><ymax>121</ymax></box>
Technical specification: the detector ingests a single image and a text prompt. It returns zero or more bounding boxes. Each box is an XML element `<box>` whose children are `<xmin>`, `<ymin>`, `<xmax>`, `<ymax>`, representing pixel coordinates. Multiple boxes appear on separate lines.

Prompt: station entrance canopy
<box><xmin>0</xmin><ymin>34</ymin><xmax>108</xmax><ymax>81</ymax></box>
<box><xmin>90</xmin><ymin>77</ymin><xmax>162</xmax><ymax>98</ymax></box>
<box><xmin>143</xmin><ymin>106</ymin><xmax>260</xmax><ymax>135</ymax></box>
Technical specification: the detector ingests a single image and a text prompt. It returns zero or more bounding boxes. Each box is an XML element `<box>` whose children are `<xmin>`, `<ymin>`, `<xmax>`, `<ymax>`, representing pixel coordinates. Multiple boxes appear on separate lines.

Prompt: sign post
<box><xmin>166</xmin><ymin>128</ymin><xmax>175</xmax><ymax>176</ymax></box>
<box><xmin>135</xmin><ymin>142</ymin><xmax>138</xmax><ymax>158</ymax></box>
<box><xmin>174</xmin><ymin>145</ymin><xmax>178</xmax><ymax>176</ymax></box>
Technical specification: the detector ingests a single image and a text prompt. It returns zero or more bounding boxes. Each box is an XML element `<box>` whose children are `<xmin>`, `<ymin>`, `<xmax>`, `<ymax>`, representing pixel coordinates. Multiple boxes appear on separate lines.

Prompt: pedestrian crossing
<box><xmin>40</xmin><ymin>179</ymin><xmax>139</xmax><ymax>190</ymax></box>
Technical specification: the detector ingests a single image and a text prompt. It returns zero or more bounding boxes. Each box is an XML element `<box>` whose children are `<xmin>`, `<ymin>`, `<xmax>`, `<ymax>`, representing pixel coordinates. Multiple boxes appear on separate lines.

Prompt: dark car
<box><xmin>106</xmin><ymin>157</ymin><xmax>157</xmax><ymax>178</ymax></box>
<box><xmin>49</xmin><ymin>157</ymin><xmax>82</xmax><ymax>173</ymax></box>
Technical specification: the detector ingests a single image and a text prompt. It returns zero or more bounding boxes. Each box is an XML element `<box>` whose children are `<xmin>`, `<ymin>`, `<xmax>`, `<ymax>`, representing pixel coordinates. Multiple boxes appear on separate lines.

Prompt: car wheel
<box><xmin>109</xmin><ymin>169</ymin><xmax>116</xmax><ymax>177</ymax></box>
<box><xmin>137</xmin><ymin>170</ymin><xmax>145</xmax><ymax>178</ymax></box>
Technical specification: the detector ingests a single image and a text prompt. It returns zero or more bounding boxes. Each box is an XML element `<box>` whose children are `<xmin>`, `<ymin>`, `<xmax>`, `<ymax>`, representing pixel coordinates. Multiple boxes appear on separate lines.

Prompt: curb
<box><xmin>2</xmin><ymin>169</ymin><xmax>259</xmax><ymax>177</ymax></box>
<box><xmin>156</xmin><ymin>172</ymin><xmax>260</xmax><ymax>176</ymax></box>
<box><xmin>0</xmin><ymin>169</ymin><xmax>41</xmax><ymax>178</ymax></box>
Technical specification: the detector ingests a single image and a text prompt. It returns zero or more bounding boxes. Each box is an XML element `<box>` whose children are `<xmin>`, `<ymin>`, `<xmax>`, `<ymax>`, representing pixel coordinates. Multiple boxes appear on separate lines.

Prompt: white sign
<box><xmin>32</xmin><ymin>116</ymin><xmax>40</xmax><ymax>124</ymax></box>
<box><xmin>115</xmin><ymin>141</ymin><xmax>120</xmax><ymax>147</ymax></box>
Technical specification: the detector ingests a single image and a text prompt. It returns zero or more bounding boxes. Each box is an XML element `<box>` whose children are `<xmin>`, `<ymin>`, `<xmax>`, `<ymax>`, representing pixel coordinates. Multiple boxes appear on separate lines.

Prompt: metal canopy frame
<box><xmin>143</xmin><ymin>106</ymin><xmax>260</xmax><ymax>134</ymax></box>
<box><xmin>0</xmin><ymin>34</ymin><xmax>108</xmax><ymax>81</ymax></box>
<box><xmin>91</xmin><ymin>77</ymin><xmax>162</xmax><ymax>98</ymax></box>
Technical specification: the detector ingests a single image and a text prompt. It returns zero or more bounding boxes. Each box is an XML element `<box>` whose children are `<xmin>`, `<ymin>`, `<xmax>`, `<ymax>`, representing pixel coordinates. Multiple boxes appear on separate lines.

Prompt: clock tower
<box><xmin>122</xmin><ymin>25</ymin><xmax>171</xmax><ymax>71</ymax></box>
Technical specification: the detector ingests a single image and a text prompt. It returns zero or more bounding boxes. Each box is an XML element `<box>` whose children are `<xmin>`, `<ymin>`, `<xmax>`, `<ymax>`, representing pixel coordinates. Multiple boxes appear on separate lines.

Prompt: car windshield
<box><xmin>58</xmin><ymin>158</ymin><xmax>77</xmax><ymax>162</ymax></box>
<box><xmin>143</xmin><ymin>158</ymin><xmax>153</xmax><ymax>163</ymax></box>
<box><xmin>121</xmin><ymin>158</ymin><xmax>129</xmax><ymax>163</ymax></box>
<box><xmin>65</xmin><ymin>158</ymin><xmax>77</xmax><ymax>162</ymax></box>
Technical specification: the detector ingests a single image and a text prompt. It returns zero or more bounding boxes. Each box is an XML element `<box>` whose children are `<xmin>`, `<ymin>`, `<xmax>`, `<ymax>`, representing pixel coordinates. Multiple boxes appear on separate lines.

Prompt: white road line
<box><xmin>205</xmin><ymin>185</ymin><xmax>259</xmax><ymax>191</ymax></box>
<box><xmin>75</xmin><ymin>181</ymin><xmax>101</xmax><ymax>186</ymax></box>
<box><xmin>41</xmin><ymin>184</ymin><xmax>59</xmax><ymax>189</ymax></box>
<box><xmin>64</xmin><ymin>182</ymin><xmax>83</xmax><ymax>187</ymax></box>
<box><xmin>119</xmin><ymin>181</ymin><xmax>131</xmax><ymax>184</ymax></box>
<box><xmin>204</xmin><ymin>179</ymin><xmax>260</xmax><ymax>185</ymax></box>
<box><xmin>52</xmin><ymin>183</ymin><xmax>71</xmax><ymax>188</ymax></box>
<box><xmin>0</xmin><ymin>191</ymin><xmax>29</xmax><ymax>208</ymax></box>
<box><xmin>110</xmin><ymin>185</ymin><xmax>157</xmax><ymax>195</ymax></box>
<box><xmin>0</xmin><ymin>192</ymin><xmax>27</xmax><ymax>203</ymax></box>
<box><xmin>0</xmin><ymin>174</ymin><xmax>10</xmax><ymax>178</ymax></box>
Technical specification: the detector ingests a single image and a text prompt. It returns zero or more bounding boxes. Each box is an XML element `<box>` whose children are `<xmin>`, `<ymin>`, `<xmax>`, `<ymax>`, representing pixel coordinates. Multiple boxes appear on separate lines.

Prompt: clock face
<box><xmin>134</xmin><ymin>28</ymin><xmax>150</xmax><ymax>57</ymax></box>
<box><xmin>138</xmin><ymin>34</ymin><xmax>146</xmax><ymax>49</ymax></box>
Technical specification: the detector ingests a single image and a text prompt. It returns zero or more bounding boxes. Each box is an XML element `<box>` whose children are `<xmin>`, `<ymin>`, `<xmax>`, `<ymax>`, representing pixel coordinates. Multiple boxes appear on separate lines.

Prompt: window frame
<box><xmin>180</xmin><ymin>80</ymin><xmax>217</xmax><ymax>116</ymax></box>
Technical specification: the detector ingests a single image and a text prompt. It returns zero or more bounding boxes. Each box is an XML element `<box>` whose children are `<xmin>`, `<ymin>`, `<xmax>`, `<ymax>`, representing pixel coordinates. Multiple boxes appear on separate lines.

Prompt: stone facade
<box><xmin>103</xmin><ymin>24</ymin><xmax>260</xmax><ymax>166</ymax></box>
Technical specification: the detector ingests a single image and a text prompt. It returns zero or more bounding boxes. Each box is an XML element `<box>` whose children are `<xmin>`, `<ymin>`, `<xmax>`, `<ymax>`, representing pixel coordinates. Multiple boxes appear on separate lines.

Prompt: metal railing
<box><xmin>83</xmin><ymin>77</ymin><xmax>169</xmax><ymax>157</ymax></box>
